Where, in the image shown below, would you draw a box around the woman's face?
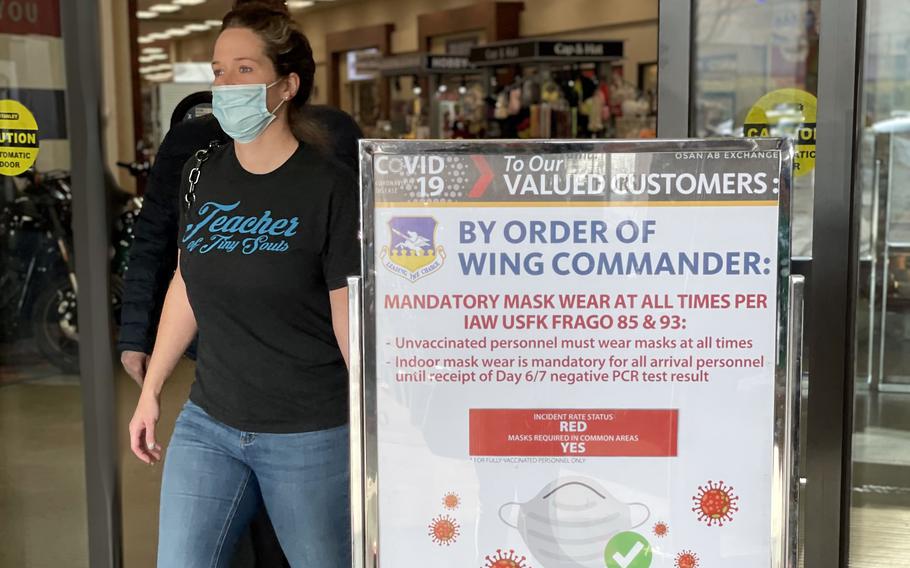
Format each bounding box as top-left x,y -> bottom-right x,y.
212,27 -> 296,113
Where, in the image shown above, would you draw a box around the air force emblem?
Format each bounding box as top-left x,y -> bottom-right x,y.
380,217 -> 445,282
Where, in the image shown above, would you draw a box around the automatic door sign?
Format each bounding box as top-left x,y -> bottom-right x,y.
744,88 -> 816,177
0,100 -> 39,176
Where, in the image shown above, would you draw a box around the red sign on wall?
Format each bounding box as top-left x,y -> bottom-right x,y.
0,0 -> 61,38
469,408 -> 679,457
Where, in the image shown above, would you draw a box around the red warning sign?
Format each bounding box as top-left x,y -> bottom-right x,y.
0,0 -> 61,37
469,408 -> 678,457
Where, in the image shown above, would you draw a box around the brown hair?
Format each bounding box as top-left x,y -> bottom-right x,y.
222,1 -> 328,150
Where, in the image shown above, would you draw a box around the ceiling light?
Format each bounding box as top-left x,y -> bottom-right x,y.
149,4 -> 181,13
137,10 -> 158,19
205,19 -> 222,27
145,72 -> 174,82
165,28 -> 191,37
142,46 -> 165,54
138,36 -> 154,44
184,23 -> 210,32
174,0 -> 206,5
139,53 -> 169,63
287,1 -> 315,8
148,32 -> 170,40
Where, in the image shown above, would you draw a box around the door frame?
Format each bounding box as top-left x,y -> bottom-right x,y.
61,1 -> 122,567
657,1 -> 866,566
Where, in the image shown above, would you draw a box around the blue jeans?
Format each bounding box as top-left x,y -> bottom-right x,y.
157,401 -> 350,568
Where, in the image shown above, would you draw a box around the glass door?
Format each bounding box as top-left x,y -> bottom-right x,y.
0,2 -> 88,566
850,0 -> 910,565
692,0 -> 820,258
669,0 -> 876,566
1,1 -> 117,566
688,2 -> 820,564
684,0 -> 910,565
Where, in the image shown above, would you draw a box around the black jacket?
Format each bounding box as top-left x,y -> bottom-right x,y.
117,107 -> 363,355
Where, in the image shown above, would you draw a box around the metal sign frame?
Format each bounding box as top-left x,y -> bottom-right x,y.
349,138 -> 801,568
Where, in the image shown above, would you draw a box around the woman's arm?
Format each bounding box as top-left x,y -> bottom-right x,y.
142,261 -> 197,396
128,258 -> 197,464
329,286 -> 349,369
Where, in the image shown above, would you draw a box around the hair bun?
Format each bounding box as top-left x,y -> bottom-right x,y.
232,0 -> 290,16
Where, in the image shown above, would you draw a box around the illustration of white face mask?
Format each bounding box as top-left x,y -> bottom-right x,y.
499,477 -> 650,568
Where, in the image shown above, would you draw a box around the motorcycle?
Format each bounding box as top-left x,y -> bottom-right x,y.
0,167 -> 141,374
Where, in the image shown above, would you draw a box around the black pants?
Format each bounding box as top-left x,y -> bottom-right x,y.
230,506 -> 291,568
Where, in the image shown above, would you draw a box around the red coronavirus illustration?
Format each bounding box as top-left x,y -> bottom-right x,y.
443,492 -> 461,510
483,549 -> 531,568
675,550 -> 700,568
652,521 -> 669,538
428,515 -> 460,546
692,480 -> 740,526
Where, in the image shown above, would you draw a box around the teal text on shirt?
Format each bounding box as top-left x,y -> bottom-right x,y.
184,201 -> 299,255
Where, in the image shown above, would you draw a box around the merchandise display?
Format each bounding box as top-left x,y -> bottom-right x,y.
378,54 -> 485,139
468,38 -> 657,140
368,40 -> 657,141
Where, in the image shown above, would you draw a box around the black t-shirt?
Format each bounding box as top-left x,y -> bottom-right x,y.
178,142 -> 359,433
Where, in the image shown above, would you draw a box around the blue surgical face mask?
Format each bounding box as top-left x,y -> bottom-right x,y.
212,79 -> 286,143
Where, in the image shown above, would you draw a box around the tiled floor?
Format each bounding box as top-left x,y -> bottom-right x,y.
0,373 -> 89,567
117,360 -> 194,568
0,359 -> 193,568
849,506 -> 910,567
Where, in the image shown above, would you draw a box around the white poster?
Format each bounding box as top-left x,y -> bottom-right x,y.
362,141 -> 791,568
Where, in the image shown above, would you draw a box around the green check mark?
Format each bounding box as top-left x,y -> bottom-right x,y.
604,531 -> 652,568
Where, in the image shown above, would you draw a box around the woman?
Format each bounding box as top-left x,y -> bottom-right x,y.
128,3 -> 358,567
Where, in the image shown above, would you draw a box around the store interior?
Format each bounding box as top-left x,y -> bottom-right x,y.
131,1 -> 658,146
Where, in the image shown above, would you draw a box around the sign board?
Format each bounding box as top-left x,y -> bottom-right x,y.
744,89 -> 817,177
377,53 -> 425,74
0,98 -> 39,176
536,41 -> 624,59
347,48 -> 381,82
446,37 -> 478,56
470,39 -> 624,65
0,0 -> 60,37
427,55 -> 473,72
377,54 -> 474,76
354,139 -> 798,568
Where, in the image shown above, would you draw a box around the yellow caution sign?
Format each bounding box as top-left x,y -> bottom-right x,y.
0,99 -> 40,177
744,88 -> 816,177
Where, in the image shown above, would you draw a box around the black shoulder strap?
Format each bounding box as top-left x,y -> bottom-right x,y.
183,140 -> 223,214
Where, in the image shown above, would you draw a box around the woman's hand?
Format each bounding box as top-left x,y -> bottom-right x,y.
129,391 -> 162,464
127,261 -> 197,465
